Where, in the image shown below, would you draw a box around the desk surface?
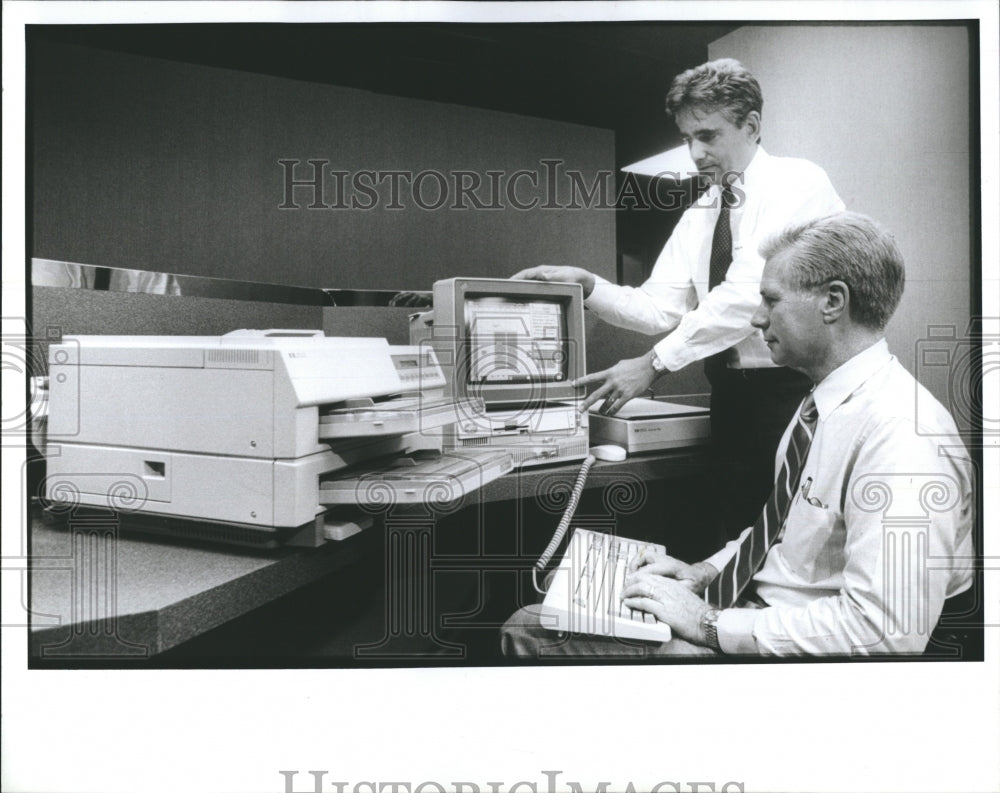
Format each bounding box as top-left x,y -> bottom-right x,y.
29,447 -> 708,661
480,447 -> 707,503
28,513 -> 370,659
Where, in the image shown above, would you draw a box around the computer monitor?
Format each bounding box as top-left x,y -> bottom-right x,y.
427,277 -> 586,407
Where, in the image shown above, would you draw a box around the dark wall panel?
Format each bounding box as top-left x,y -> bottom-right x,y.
31,41 -> 617,292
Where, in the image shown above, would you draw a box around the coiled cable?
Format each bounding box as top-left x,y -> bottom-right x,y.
532,454 -> 596,594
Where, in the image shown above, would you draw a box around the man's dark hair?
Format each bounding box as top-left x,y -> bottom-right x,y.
665,58 -> 763,129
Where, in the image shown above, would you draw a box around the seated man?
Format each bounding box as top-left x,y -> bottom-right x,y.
502,212 -> 975,657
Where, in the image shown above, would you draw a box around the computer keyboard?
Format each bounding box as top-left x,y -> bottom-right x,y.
540,527 -> 673,643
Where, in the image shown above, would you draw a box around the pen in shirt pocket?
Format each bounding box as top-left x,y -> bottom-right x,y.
801,477 -> 827,509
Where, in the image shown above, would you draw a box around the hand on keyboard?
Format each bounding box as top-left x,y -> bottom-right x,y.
628,552 -> 717,595
621,573 -> 713,645
540,529 -> 675,642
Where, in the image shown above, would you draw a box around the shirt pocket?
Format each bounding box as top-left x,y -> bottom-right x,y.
779,498 -> 845,582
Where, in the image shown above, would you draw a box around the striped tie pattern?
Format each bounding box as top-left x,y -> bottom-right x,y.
708,187 -> 736,290
706,393 -> 819,608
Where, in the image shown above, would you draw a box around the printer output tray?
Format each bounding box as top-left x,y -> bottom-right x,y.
319,396 -> 481,439
318,449 -> 512,506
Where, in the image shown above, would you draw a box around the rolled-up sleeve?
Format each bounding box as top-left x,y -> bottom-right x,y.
584,210 -> 699,336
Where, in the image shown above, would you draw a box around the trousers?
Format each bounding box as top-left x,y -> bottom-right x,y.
500,604 -> 717,659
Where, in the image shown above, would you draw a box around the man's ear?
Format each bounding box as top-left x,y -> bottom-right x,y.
821,280 -> 849,324
742,110 -> 762,142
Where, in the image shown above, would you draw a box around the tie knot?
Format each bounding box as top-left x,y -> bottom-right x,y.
799,393 -> 818,423
720,186 -> 737,209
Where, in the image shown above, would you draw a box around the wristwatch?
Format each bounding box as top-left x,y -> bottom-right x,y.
649,349 -> 668,374
701,607 -> 722,652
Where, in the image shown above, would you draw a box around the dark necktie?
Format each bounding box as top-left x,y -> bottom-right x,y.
708,187 -> 735,290
705,393 -> 819,608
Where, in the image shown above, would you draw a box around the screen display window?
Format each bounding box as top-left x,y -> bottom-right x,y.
464,296 -> 566,385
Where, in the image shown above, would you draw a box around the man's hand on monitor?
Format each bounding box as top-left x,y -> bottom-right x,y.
574,354 -> 657,415
510,266 -> 596,298
389,291 -> 433,308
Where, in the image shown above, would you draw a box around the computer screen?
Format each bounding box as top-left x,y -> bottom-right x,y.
427,277 -> 586,407
465,295 -> 566,384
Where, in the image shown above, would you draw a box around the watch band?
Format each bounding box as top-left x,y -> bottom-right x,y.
702,607 -> 722,652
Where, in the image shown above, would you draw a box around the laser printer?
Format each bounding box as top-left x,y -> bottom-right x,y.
43,330 -> 512,547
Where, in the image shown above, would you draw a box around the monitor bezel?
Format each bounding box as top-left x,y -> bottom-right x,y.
431,277 -> 586,408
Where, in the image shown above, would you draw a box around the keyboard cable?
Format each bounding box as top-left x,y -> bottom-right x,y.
532,454 -> 596,594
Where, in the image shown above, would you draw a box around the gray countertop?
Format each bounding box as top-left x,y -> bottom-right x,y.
28,447 -> 708,660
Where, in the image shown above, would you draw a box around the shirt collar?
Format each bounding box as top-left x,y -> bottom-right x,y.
811,338 -> 892,420
711,146 -> 768,201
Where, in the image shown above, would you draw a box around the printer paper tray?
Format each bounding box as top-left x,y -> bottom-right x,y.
318,396 -> 482,439
318,449 -> 513,506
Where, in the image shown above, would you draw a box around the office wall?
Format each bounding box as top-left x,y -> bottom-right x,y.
30,40 -> 616,291
709,25 -> 973,402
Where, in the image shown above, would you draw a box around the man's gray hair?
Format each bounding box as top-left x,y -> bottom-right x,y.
665,58 -> 763,129
760,212 -> 906,330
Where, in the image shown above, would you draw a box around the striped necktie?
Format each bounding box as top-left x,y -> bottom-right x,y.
708,187 -> 735,290
706,393 -> 819,608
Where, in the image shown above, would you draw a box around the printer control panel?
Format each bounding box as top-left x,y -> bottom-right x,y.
390,346 -> 447,391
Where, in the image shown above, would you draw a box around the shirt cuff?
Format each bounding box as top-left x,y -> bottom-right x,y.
717,608 -> 762,655
652,336 -> 685,372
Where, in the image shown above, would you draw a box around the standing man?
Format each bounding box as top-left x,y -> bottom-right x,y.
514,59 -> 844,539
503,212 -> 975,657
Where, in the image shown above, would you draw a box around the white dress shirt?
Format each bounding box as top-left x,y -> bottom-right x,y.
584,148 -> 844,371
706,340 -> 975,655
